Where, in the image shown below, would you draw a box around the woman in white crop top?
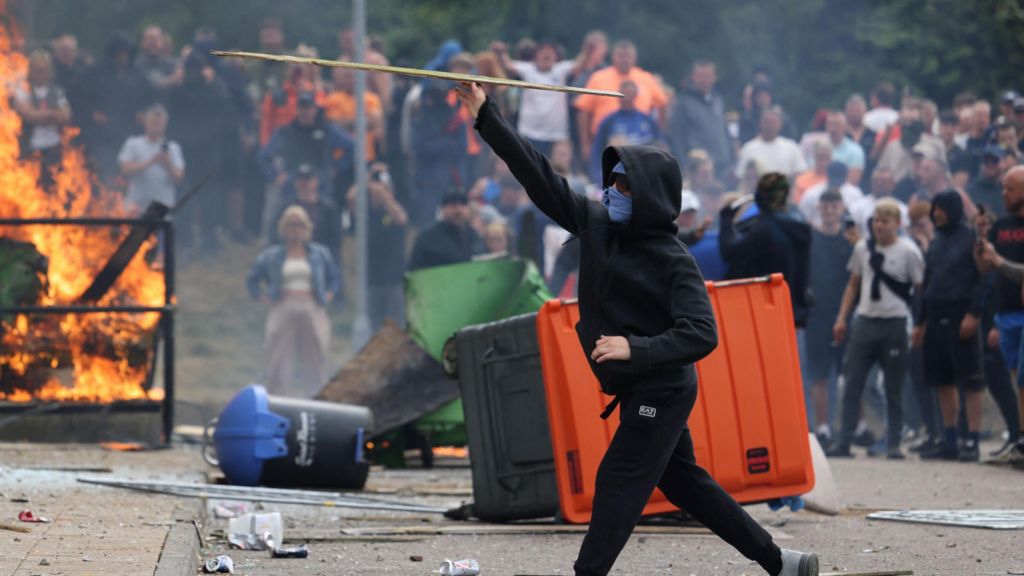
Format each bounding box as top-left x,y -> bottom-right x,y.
246,205 -> 340,398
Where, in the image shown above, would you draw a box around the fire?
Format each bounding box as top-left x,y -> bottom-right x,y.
0,2 -> 165,403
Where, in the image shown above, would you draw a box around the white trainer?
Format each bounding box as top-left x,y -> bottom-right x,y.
779,548 -> 819,576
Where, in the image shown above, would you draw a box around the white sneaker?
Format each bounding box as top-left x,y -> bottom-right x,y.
779,549 -> 819,576
986,444 -> 1024,466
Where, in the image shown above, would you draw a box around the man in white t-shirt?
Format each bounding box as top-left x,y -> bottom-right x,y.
495,41 -> 583,155
828,199 -> 924,460
117,104 -> 185,212
798,162 -> 864,227
734,106 -> 806,180
863,82 -> 900,134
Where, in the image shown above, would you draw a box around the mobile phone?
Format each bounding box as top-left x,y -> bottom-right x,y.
842,214 -> 856,231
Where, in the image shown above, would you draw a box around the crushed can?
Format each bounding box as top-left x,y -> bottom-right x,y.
271,543 -> 309,558
437,558 -> 480,576
203,555 -> 234,574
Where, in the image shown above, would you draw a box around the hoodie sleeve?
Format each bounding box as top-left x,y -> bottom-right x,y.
916,253 -> 931,326
474,98 -> 586,235
627,250 -> 719,369
718,214 -> 772,265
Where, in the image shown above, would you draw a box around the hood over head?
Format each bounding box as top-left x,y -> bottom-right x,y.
104,32 -> 136,64
930,189 -> 964,232
424,40 -> 463,72
601,145 -> 682,234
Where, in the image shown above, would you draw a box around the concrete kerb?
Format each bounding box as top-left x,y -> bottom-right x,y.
153,506 -> 204,576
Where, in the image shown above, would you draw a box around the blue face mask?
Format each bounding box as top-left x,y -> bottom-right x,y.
602,186 -> 633,223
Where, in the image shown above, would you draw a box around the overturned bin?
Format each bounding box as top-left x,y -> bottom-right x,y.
318,258 -> 552,467
206,385 -> 373,489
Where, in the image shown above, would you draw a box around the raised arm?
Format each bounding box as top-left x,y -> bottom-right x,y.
455,82 -> 587,235
717,205 -> 771,264
978,240 -> 1024,282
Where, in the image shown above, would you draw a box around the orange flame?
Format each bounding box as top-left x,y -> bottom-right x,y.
432,447 -> 469,459
0,2 -> 165,403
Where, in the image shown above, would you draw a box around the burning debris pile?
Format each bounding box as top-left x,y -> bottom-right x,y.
0,6 -> 165,403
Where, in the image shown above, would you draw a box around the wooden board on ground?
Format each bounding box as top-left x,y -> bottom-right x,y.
340,524 -> 713,536
316,320 -> 458,436
0,522 -> 31,533
866,509 -> 1024,530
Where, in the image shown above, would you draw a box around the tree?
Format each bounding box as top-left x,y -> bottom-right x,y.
26,0 -> 1024,129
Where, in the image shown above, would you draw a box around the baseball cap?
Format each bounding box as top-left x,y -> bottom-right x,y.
295,163 -> 316,179
1015,97 -> 1024,112
296,91 -> 317,107
1002,90 -> 1020,103
680,190 -> 701,213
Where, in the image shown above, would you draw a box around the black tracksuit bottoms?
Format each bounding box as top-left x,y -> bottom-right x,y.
574,383 -> 782,576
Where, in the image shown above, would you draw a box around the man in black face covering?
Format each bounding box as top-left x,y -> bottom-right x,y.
455,81 -> 819,576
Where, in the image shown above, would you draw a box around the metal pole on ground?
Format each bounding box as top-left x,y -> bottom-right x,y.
351,0 -> 371,350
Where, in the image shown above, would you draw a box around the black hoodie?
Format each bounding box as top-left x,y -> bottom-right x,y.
718,205 -> 812,326
919,190 -> 986,323
474,98 -> 718,395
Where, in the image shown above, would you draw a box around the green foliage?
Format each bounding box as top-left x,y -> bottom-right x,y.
25,0 -> 1024,129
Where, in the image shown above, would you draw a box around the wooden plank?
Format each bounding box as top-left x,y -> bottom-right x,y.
211,50 -> 623,98
0,522 -> 31,533
316,321 -> 459,436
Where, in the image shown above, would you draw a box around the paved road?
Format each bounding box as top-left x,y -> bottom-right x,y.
2,443 -> 1022,575
0,443 -> 203,576
206,446 -> 1024,576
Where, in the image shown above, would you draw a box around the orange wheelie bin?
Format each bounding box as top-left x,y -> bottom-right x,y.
537,274 -> 815,524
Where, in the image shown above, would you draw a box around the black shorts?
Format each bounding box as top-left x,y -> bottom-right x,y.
923,314 -> 984,391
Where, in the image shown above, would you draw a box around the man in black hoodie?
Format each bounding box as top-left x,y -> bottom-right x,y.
718,173 -> 813,327
915,191 -> 987,461
456,81 -> 818,576
81,32 -> 154,184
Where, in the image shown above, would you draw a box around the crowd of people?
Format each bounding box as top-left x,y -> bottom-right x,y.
16,21 -> 1024,466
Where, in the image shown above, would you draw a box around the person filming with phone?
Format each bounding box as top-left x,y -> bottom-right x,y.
117,103 -> 185,214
